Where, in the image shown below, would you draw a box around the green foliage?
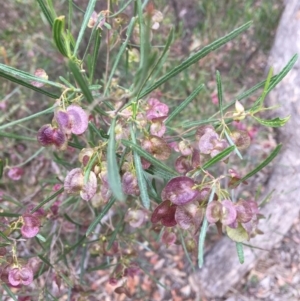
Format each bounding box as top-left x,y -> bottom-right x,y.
0,0 -> 295,299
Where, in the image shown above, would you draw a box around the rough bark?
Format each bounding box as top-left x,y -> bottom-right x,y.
193,0 -> 300,298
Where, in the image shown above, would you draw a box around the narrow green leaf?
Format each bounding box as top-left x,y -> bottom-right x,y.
0,159 -> 3,179
139,21 -> 252,99
68,60 -> 94,103
107,119 -> 125,201
55,235 -> 86,263
2,284 -> 17,301
107,220 -> 123,250
182,118 -> 220,129
198,186 -> 216,268
253,116 -> 290,127
0,231 -> 11,243
0,106 -> 55,131
73,0 -> 97,56
38,254 -> 54,268
131,125 -> 150,209
31,187 -> 64,213
104,16 -> 136,95
84,154 -> 97,184
202,145 -> 235,170
224,130 -> 243,160
139,28 -> 174,95
267,54 -> 298,93
179,230 -> 196,273
259,189 -> 275,208
53,16 -> 69,57
260,67 -> 273,107
121,139 -> 178,176
88,122 -> 109,139
63,214 -> 82,226
36,234 -> 47,242
68,141 -> 84,150
165,84 -> 205,125
37,0 -> 55,28
0,212 -> 21,218
0,63 -> 63,89
0,72 -> 59,99
234,144 -> 282,187
86,198 -> 116,236
87,262 -> 115,272
0,131 -> 36,141
216,70 -> 223,117
236,242 -> 245,264
89,28 -> 102,82
109,0 -> 133,17
146,165 -> 175,181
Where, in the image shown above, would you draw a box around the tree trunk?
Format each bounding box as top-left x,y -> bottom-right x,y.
193,0 -> 300,298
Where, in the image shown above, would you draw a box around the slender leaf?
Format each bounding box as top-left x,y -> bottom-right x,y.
259,189 -> 275,208
198,186 -> 216,268
259,67 -> 273,107
63,214 -> 82,226
0,71 -> 59,99
109,0 -> 133,17
107,220 -> 123,250
165,84 -> 205,125
84,154 -> 98,184
38,254 -> 54,268
86,198 -> 116,236
0,159 -> 3,179
36,0 -> 55,28
68,60 -> 94,103
89,28 -> 102,82
216,70 -> 223,117
0,63 -> 63,89
267,54 -> 298,93
182,118 -> 221,129
253,116 -> 290,127
179,230 -> 195,273
104,16 -> 136,95
0,106 -> 55,131
121,139 -> 178,176
202,145 -> 235,170
36,234 -> 47,242
87,262 -> 115,272
0,231 -> 11,243
2,284 -> 17,301
131,125 -> 150,209
73,0 -> 97,56
0,212 -> 21,218
88,122 -> 108,139
107,118 -> 125,201
139,28 -> 174,95
234,144 -> 282,187
139,21 -> 252,99
55,235 -> 86,263
146,165 -> 175,181
236,242 -> 244,264
31,187 -> 64,213
0,131 -> 36,141
224,130 -> 243,160
53,16 -> 69,57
